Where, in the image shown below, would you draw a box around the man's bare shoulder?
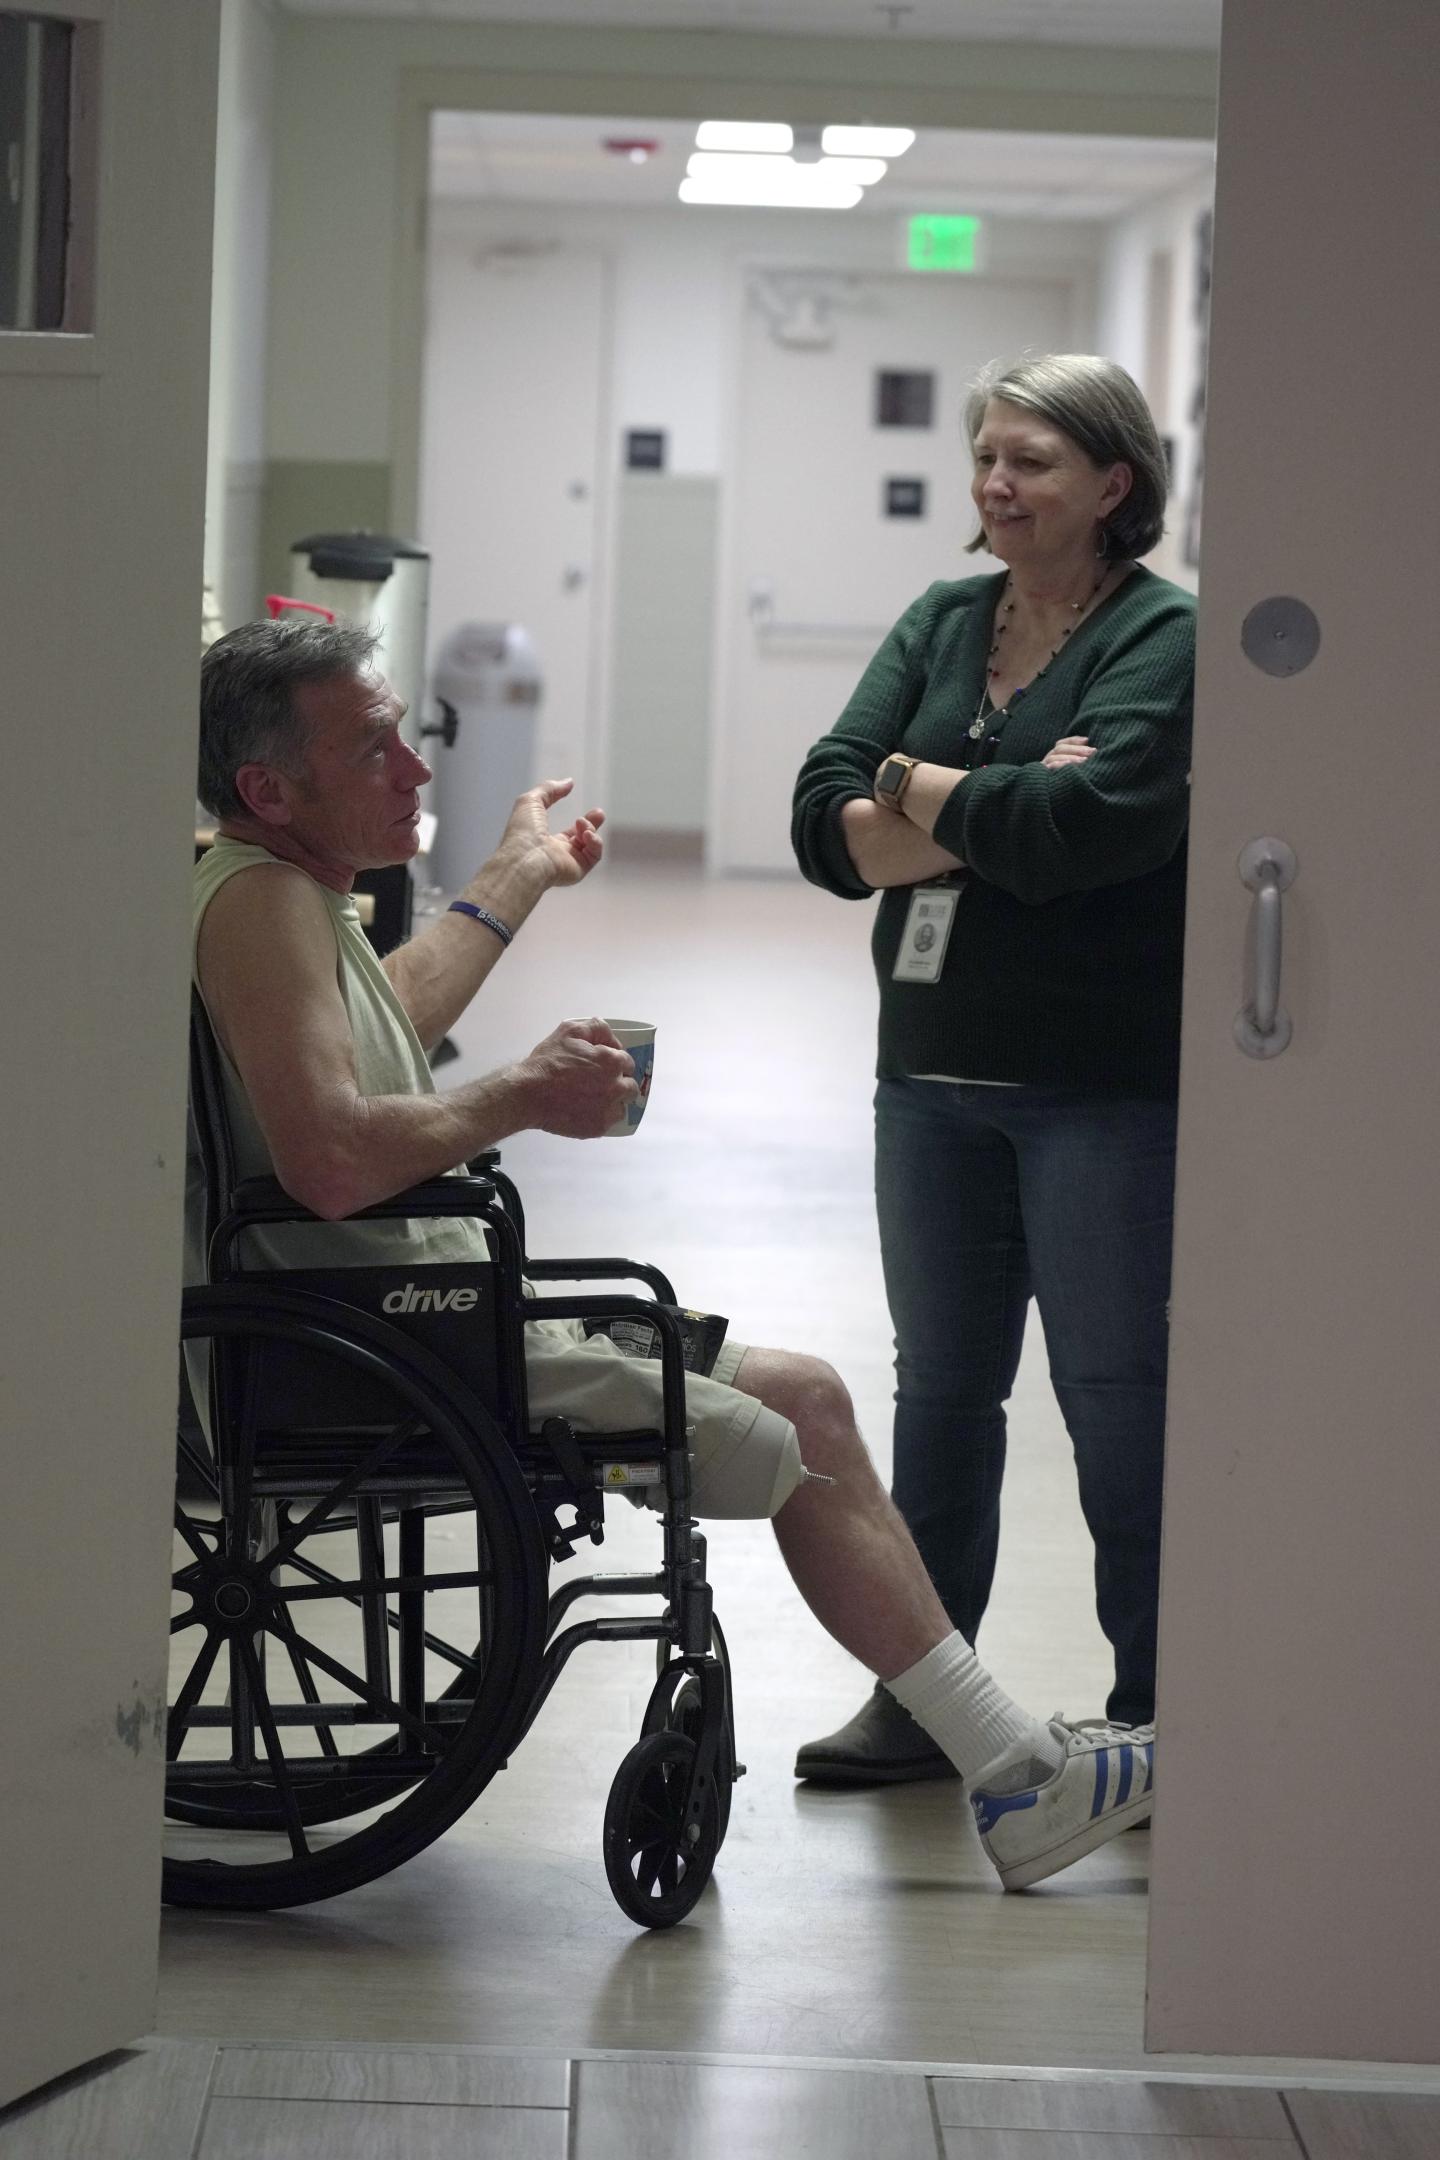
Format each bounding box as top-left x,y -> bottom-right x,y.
196,860 -> 345,1070
199,857 -> 336,961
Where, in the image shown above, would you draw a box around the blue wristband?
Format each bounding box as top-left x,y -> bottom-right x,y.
448,899 -> 513,947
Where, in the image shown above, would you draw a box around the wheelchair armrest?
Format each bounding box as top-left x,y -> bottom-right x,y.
351,1176 -> 498,1223
523,1256 -> 678,1305
210,1174 -> 499,1278
227,1175 -> 317,1219
522,1291 -> 690,1460
227,1173 -> 497,1222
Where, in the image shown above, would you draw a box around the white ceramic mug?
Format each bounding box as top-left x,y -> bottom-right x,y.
602,1019 -> 655,1138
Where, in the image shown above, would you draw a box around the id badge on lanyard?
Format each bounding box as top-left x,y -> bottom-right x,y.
892,877 -> 965,984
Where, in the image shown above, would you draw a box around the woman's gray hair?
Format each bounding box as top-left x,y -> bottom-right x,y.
962,353 -> 1168,558
197,617 -> 380,820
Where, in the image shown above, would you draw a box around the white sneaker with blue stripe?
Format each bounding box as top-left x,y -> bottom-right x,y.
970,1718 -> 1155,1890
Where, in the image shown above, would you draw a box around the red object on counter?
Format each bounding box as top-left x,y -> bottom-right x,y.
265,595 -> 336,623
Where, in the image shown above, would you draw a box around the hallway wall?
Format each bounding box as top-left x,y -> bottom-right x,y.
1093,164 -> 1215,591
206,0 -> 276,630
422,194 -> 1101,839
259,16 -> 1215,532
204,12 -> 1214,785
428,193 -> 1103,486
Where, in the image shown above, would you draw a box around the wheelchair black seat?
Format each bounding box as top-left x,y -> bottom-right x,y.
229,1260 -> 503,1436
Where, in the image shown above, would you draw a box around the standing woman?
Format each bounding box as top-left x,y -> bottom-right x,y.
791,354 -> 1194,1783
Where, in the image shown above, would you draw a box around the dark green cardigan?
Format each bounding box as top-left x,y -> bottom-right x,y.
791,566 -> 1196,1096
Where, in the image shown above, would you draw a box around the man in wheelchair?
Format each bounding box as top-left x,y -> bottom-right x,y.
188,616 -> 1154,1894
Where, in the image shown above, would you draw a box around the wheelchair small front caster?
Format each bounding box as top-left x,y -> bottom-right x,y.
642,1669 -> 734,1843
602,1731 -> 719,1928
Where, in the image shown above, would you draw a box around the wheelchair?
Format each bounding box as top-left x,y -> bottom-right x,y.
168,997 -> 740,1929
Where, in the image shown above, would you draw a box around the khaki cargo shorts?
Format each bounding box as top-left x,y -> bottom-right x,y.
524,1317 -> 805,1520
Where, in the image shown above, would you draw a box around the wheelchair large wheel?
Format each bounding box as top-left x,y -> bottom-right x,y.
603,1731 -> 720,1928
169,1452 -> 409,1832
167,1464 -> 450,1834
166,1287 -> 546,1908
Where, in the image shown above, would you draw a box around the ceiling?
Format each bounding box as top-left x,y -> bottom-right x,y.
283,0 -> 1223,54
430,112 -> 1214,220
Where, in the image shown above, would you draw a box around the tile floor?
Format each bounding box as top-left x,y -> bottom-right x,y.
7,2040 -> 1440,2159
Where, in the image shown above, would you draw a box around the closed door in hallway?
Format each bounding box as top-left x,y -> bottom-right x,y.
419,239 -> 609,836
713,267 -> 1071,871
1148,0 -> 1440,2063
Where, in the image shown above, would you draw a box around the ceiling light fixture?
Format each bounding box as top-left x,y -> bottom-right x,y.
680,177 -> 863,210
679,152 -> 885,211
695,121 -> 794,154
686,152 -> 887,190
822,125 -> 916,159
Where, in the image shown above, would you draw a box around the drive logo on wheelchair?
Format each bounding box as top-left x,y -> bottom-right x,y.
380,1280 -> 481,1315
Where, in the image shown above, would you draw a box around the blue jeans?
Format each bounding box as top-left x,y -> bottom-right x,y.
874,1077 -> 1178,1726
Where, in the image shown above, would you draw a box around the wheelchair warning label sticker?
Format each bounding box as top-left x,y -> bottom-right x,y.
601,1462 -> 662,1487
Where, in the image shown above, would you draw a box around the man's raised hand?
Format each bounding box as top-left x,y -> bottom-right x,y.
493,778 -> 606,891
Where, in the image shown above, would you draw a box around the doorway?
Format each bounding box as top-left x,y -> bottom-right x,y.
418,223 -> 611,833
165,98 -> 1233,2076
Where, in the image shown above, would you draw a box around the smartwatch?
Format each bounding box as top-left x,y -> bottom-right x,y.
874,753 -> 919,812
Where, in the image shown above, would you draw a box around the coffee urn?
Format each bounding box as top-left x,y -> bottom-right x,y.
286,531 -> 431,752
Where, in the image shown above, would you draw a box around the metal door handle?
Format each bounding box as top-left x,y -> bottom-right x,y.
1234,838 -> 1297,1058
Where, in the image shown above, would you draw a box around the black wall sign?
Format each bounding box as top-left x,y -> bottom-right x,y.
875,370 -> 935,428
885,477 -> 927,519
625,429 -> 667,471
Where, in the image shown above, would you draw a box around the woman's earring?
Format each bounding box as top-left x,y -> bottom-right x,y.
1095,523 -> 1110,559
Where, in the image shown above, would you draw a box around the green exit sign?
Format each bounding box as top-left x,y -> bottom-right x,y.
908,214 -> 981,272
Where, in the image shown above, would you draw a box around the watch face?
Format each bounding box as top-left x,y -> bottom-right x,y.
878,759 -> 904,796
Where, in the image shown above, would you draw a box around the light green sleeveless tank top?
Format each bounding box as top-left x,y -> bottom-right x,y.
185,837 -> 482,1281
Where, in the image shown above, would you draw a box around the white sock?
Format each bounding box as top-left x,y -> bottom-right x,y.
885,1632 -> 1063,1791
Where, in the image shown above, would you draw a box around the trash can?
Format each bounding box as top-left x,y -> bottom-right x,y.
426,621 -> 542,893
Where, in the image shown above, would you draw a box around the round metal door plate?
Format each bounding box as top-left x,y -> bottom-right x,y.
1241,596 -> 1321,677
1237,836 -> 1298,892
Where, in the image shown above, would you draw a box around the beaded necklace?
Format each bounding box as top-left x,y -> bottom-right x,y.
968,563 -> 1114,741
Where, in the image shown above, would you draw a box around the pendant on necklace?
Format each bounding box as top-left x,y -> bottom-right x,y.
967,717 -> 987,739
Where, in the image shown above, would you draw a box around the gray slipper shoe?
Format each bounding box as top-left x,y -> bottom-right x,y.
794,1681 -> 960,1784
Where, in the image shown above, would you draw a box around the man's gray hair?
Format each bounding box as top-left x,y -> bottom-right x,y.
963,353 -> 1169,559
197,617 -> 380,820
